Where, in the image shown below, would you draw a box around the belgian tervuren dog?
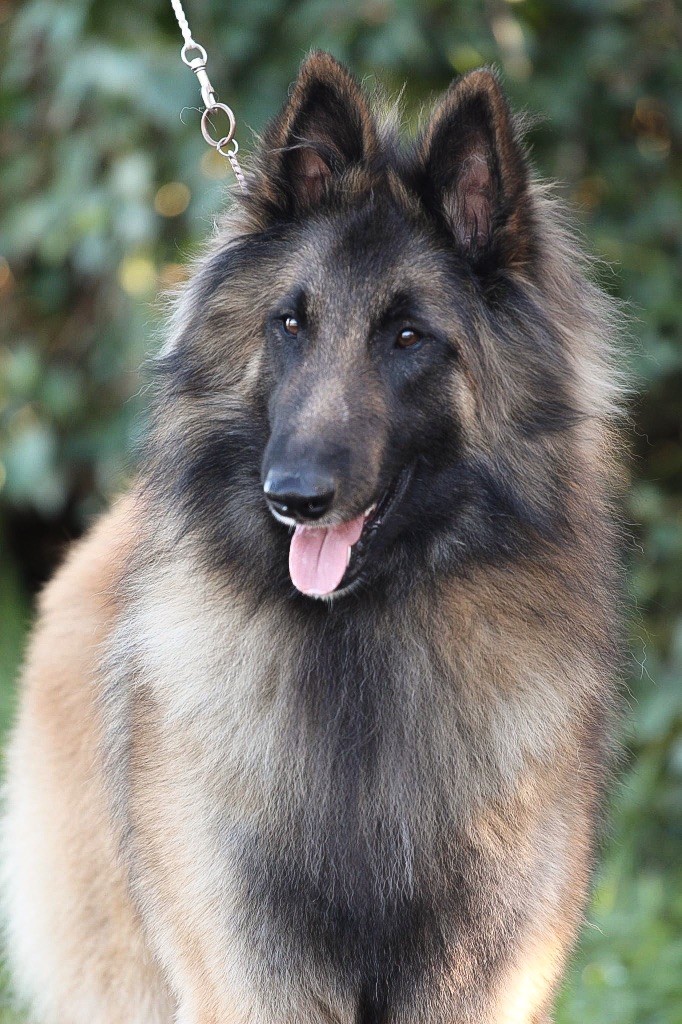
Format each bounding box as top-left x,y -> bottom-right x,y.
3,53 -> 623,1024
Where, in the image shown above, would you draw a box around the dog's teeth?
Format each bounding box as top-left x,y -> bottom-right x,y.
364,503 -> 376,517
346,546 -> 352,567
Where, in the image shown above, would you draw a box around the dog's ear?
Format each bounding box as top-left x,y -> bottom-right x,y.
418,70 -> 532,268
254,51 -> 377,216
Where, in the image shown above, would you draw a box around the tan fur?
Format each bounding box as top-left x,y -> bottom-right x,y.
2,495 -> 174,1023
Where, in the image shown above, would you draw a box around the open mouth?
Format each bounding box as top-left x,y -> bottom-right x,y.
287,465 -> 413,599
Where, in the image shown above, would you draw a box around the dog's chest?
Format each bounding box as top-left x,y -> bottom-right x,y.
217,644 -> 476,1013
123,580 -> 504,1012
230,729 -> 466,1017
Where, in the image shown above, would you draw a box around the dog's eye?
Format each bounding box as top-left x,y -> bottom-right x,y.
396,328 -> 422,350
283,316 -> 300,337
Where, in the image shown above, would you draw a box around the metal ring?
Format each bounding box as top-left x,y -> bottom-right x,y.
216,137 -> 239,158
201,103 -> 237,149
181,41 -> 207,67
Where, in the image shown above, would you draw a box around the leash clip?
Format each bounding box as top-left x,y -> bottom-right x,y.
182,43 -> 217,110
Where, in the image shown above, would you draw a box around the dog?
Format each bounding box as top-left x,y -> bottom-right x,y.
2,52 -> 623,1024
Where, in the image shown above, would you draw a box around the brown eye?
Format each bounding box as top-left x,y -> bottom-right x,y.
283,316 -> 300,337
396,328 -> 422,349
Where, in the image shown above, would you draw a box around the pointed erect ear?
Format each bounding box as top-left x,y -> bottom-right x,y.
256,52 -> 378,216
418,70 -> 533,268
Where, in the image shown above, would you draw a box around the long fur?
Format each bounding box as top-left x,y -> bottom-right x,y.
2,54 -> 624,1024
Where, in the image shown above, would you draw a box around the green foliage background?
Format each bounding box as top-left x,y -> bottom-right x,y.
0,0 -> 680,1020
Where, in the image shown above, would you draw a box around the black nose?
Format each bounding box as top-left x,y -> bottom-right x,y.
264,467 -> 336,522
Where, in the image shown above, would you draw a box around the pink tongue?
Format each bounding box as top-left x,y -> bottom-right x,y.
289,515 -> 365,597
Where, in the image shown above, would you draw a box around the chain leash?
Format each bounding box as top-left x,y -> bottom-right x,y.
169,0 -> 247,192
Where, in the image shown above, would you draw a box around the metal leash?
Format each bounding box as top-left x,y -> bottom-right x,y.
169,0 -> 247,191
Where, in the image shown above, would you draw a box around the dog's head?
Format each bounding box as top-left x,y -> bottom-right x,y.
151,53 -> 613,602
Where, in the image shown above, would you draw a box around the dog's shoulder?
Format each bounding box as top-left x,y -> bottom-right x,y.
24,489 -> 141,694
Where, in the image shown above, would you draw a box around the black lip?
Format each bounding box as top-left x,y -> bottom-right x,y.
337,463 -> 415,592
